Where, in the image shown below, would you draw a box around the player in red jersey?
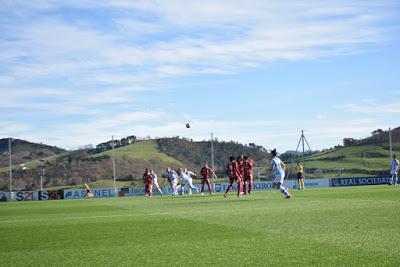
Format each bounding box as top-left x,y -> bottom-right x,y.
143,168 -> 153,197
224,156 -> 243,198
243,154 -> 254,194
237,155 -> 245,194
200,163 -> 214,195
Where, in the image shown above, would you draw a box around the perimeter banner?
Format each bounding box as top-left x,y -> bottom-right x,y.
213,179 -> 330,193
0,192 -> 10,202
331,177 -> 391,187
63,188 -> 117,199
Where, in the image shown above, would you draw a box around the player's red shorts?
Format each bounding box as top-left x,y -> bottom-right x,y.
243,175 -> 252,181
230,176 -> 241,182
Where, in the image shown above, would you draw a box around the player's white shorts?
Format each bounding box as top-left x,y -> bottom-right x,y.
273,172 -> 285,184
183,179 -> 193,187
391,170 -> 398,175
170,178 -> 178,187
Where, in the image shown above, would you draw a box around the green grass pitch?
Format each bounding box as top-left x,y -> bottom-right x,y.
1,186 -> 399,266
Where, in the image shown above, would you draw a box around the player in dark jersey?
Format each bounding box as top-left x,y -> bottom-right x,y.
237,155 -> 245,194
143,168 -> 153,197
200,163 -> 214,195
243,154 -> 254,194
224,156 -> 243,198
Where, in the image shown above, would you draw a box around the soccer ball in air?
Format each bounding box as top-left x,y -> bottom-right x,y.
186,123 -> 191,128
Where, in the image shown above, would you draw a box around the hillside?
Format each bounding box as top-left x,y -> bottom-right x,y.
157,138 -> 270,174
284,127 -> 400,178
1,127 -> 398,191
0,138 -> 66,168
0,138 -> 270,191
0,140 -> 185,190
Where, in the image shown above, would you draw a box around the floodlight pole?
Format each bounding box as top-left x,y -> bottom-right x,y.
39,168 -> 45,191
211,133 -> 215,171
389,128 -> 393,160
112,135 -> 117,197
301,130 -> 306,179
9,138 -> 12,197
211,132 -> 217,192
40,170 -> 43,191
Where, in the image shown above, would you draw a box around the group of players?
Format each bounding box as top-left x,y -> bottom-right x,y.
141,154 -> 256,198
223,153 -> 254,197
81,150 -> 398,199
83,151 -> 398,199
223,150 -> 291,199
141,151 -> 291,199
143,165 -> 214,197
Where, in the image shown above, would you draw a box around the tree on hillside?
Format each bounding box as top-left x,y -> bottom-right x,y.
371,129 -> 383,136
343,138 -> 358,146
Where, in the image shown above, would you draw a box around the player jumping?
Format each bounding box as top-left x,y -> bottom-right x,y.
389,154 -> 399,185
224,156 -> 243,198
271,149 -> 291,199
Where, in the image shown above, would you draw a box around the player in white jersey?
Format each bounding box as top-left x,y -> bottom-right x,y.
389,155 -> 399,185
165,167 -> 179,195
270,149 -> 291,199
178,168 -> 200,195
150,170 -> 163,196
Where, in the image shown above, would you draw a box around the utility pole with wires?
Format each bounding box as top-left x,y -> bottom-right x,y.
9,138 -> 12,196
112,135 -> 117,197
39,168 -> 46,191
210,132 -> 218,192
389,128 -> 393,160
286,130 -> 312,180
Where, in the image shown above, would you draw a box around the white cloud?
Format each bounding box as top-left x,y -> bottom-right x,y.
338,101 -> 400,114
0,1 -> 398,150
1,0 -> 395,84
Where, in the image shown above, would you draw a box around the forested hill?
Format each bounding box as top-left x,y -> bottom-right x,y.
0,138 -> 66,168
2,126 -> 398,191
284,127 -> 400,179
157,138 -> 270,174
343,127 -> 400,146
0,137 -> 270,191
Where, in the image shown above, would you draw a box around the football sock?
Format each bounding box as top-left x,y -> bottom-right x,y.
279,185 -> 289,196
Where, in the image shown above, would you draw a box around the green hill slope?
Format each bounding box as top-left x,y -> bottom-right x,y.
0,138 -> 65,168
284,128 -> 400,178
1,127 -> 398,190
0,140 -> 187,191
91,140 -> 182,165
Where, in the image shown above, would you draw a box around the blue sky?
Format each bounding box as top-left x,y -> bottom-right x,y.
0,0 -> 399,151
